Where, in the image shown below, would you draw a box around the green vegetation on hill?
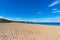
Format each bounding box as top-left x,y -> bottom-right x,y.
0,19 -> 12,23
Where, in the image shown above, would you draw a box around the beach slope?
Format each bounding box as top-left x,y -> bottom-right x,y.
0,23 -> 60,40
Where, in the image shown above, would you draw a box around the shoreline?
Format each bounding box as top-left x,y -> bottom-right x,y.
0,22 -> 60,26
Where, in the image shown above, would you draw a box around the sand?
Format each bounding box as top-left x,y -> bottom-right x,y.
0,23 -> 60,40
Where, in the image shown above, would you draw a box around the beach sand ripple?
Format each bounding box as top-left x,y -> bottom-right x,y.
0,23 -> 60,40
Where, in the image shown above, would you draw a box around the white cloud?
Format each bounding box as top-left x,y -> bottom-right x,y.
52,8 -> 60,13
36,12 -> 44,15
49,0 -> 60,7
52,10 -> 60,13
52,8 -> 58,11
37,12 -> 43,14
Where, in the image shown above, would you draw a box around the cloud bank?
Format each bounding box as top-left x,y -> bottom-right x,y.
32,17 -> 60,22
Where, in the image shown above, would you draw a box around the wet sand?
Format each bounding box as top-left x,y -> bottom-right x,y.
0,23 -> 60,40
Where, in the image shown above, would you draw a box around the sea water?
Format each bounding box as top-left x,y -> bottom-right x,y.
35,22 -> 60,26
21,22 -> 60,26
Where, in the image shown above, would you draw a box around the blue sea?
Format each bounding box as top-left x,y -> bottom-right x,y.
21,22 -> 60,26
35,23 -> 60,26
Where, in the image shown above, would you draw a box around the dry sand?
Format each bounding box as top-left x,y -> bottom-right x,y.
0,23 -> 60,40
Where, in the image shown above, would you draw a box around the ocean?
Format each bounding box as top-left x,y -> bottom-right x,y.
34,22 -> 60,26
21,22 -> 60,26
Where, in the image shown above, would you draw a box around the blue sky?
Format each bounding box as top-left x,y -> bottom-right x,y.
0,0 -> 60,22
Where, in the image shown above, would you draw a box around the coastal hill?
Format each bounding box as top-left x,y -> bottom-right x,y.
0,18 -> 26,23
0,18 -> 13,23
0,18 -> 34,23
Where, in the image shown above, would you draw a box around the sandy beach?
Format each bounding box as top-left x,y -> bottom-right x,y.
0,23 -> 60,40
